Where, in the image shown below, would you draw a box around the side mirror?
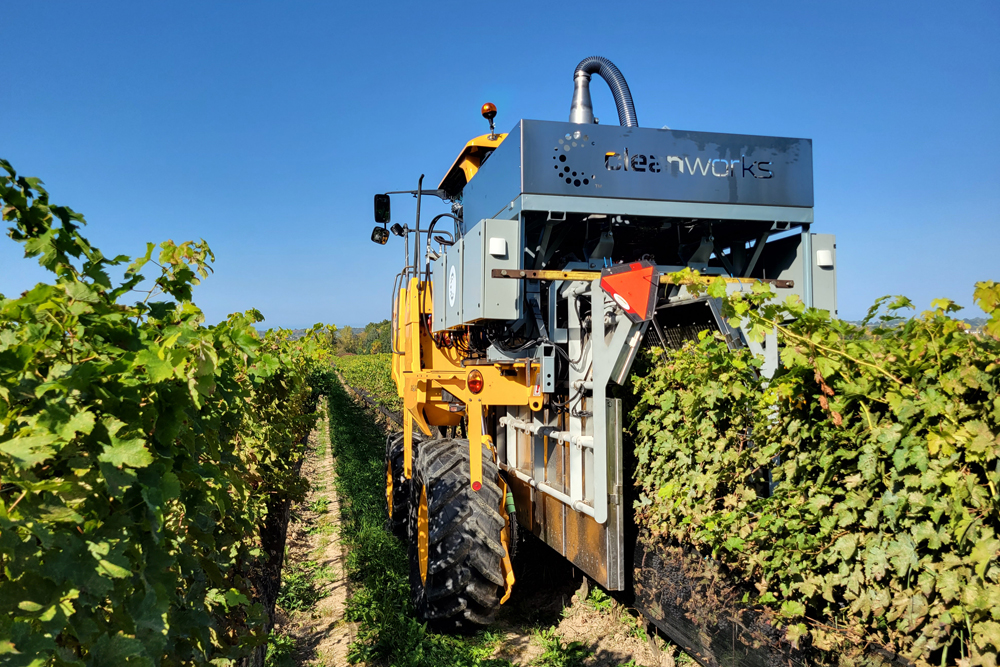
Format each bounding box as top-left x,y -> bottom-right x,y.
371,226 -> 389,245
374,194 -> 391,223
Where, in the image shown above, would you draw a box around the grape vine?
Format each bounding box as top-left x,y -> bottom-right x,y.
632,272 -> 1000,665
0,160 -> 331,665
332,353 -> 400,412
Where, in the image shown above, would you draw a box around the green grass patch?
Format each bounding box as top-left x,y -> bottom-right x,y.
306,520 -> 336,537
326,377 -> 512,666
277,559 -> 324,612
620,612 -> 648,642
531,628 -> 591,667
264,630 -> 296,667
309,496 -> 331,514
585,587 -> 613,614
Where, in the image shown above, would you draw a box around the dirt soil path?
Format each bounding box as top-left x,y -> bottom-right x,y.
274,403 -> 356,666
490,536 -> 676,667
272,386 -> 688,666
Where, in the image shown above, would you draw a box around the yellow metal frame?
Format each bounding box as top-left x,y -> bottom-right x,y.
417,484 -> 429,585
496,464 -> 516,604
389,129 -> 520,604
492,268 -> 794,287
438,133 -> 507,196
392,278 -> 541,487
386,465 -> 393,518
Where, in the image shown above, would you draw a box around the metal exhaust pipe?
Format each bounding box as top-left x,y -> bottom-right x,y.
568,56 -> 638,127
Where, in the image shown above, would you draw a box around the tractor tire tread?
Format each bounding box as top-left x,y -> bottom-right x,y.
408,438 -> 507,632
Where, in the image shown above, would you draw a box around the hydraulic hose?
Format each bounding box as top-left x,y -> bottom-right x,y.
568,56 -> 638,127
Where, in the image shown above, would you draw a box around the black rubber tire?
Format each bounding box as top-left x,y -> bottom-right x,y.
385,432 -> 412,539
407,438 -> 507,632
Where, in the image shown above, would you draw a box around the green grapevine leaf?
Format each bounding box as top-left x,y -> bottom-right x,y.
0,434 -> 58,468
98,435 -> 153,469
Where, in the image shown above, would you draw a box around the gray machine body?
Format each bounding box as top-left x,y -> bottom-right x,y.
432,119 -> 831,332
433,219 -> 523,329
426,119 -> 835,591
464,119 -> 813,226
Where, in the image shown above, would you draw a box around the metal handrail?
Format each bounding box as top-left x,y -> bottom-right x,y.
389,265 -> 416,355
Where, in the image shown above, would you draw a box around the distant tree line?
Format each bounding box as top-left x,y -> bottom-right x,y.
335,319 -> 391,355
259,321 -> 389,355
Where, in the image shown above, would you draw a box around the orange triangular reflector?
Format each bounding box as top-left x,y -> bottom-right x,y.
600,260 -> 659,323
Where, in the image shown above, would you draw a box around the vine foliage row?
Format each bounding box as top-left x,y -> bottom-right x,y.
0,160 -> 331,665
632,271 -> 1000,666
332,353 -> 401,412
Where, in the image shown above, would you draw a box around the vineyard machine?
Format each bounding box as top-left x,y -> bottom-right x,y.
371,57 -> 837,642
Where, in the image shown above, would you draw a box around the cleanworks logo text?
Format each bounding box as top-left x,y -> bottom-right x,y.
604,149 -> 772,179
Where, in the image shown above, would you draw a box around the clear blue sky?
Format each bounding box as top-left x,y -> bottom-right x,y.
2,1 -> 997,327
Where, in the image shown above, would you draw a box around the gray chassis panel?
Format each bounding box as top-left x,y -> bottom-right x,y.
464,119 -> 813,228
